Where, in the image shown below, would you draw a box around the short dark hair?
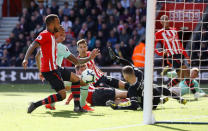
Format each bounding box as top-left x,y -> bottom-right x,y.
45,14 -> 58,26
122,66 -> 134,75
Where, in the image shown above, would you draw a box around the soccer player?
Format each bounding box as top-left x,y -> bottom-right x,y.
155,15 -> 190,88
68,39 -> 130,109
169,68 -> 208,100
76,39 -> 130,88
66,64 -> 128,106
108,47 -> 186,110
22,14 -> 98,113
35,25 -> 99,112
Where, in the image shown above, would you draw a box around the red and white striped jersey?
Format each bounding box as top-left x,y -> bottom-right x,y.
80,51 -> 104,83
35,30 -> 57,72
154,27 -> 189,58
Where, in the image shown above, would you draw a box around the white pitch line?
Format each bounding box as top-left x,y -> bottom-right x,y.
84,115 -> 208,131
84,124 -> 145,131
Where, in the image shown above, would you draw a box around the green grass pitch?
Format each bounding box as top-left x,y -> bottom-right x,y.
0,84 -> 208,131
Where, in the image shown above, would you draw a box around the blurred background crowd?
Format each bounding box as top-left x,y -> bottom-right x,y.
0,0 -> 207,68
0,0 -> 147,67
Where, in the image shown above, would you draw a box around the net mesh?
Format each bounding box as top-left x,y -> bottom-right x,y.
153,0 -> 208,123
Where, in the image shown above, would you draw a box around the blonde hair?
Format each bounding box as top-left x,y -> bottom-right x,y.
77,39 -> 87,46
191,67 -> 199,73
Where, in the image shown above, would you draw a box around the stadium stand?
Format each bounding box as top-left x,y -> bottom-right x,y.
0,0 -> 147,67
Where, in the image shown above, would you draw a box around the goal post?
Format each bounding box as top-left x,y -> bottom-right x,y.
144,0 -> 208,125
143,0 -> 157,125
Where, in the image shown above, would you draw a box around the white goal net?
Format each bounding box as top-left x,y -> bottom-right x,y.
144,0 -> 208,124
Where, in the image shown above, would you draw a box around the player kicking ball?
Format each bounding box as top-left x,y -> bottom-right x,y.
107,47 -> 187,110
44,64 -> 128,110
23,14 -> 99,113
35,26 -> 99,112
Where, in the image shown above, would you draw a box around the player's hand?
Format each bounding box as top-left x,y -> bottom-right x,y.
90,48 -> 100,59
22,59 -> 28,70
39,72 -> 45,82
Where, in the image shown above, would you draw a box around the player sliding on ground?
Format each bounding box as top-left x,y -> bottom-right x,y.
65,64 -> 128,106
168,67 -> 208,100
107,47 -> 187,110
155,15 -> 191,88
23,14 -> 99,113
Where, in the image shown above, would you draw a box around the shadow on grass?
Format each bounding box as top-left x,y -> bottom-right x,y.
44,110 -> 84,118
153,124 -> 189,131
2,94 -> 26,96
36,110 -> 106,118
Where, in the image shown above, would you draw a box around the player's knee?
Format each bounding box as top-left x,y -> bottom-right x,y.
80,79 -> 88,86
60,93 -> 66,99
58,90 -> 66,100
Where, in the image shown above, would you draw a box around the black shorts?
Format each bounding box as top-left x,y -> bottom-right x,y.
166,54 -> 185,69
94,75 -> 119,88
58,67 -> 71,81
42,70 -> 65,92
92,88 -> 115,106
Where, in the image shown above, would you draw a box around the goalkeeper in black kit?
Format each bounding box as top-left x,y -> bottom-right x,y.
107,48 -> 187,110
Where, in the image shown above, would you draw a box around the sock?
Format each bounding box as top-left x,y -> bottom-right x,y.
80,85 -> 89,107
35,93 -> 63,107
184,79 -> 196,94
71,82 -> 81,107
167,78 -> 180,88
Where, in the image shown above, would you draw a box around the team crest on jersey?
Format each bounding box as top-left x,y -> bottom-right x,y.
37,35 -> 42,40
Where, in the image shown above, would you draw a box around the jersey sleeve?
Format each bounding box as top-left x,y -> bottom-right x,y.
35,33 -> 48,45
58,44 -> 71,58
154,31 -> 164,56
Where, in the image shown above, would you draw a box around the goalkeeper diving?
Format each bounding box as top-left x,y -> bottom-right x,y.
107,47 -> 187,110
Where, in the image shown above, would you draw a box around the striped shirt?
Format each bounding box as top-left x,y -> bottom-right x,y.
154,27 -> 189,58
79,51 -> 104,83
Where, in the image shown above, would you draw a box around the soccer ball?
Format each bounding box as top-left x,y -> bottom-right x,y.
81,69 -> 96,84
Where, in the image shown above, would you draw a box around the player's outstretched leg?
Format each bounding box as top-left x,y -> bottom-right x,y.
27,91 -> 65,113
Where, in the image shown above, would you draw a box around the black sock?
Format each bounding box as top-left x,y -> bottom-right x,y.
35,93 -> 63,107
167,78 -> 180,88
71,82 -> 81,107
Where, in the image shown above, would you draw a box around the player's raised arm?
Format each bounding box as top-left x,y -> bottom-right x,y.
22,41 -> 40,69
66,48 -> 100,65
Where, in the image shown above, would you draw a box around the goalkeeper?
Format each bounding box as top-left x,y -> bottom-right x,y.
108,48 -> 186,110
168,68 -> 208,100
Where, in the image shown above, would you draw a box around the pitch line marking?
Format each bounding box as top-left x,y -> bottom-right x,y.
84,115 -> 208,131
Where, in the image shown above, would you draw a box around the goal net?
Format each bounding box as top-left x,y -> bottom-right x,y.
144,0 -> 208,124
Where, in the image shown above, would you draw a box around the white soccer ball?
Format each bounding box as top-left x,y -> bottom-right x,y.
81,69 -> 96,84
